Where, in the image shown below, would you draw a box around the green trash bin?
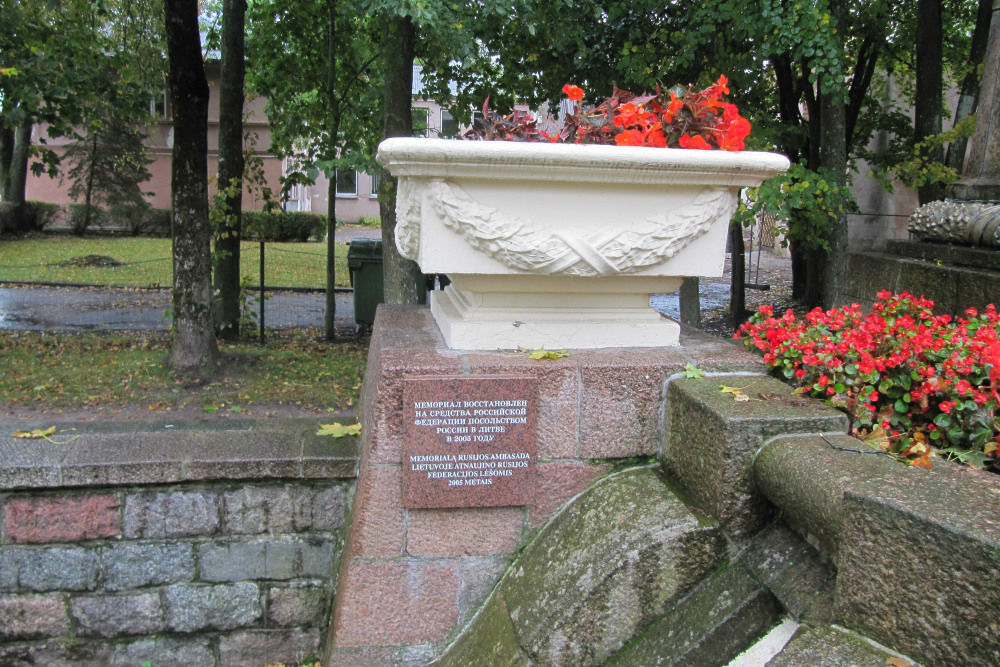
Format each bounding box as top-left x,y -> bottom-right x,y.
348,238 -> 385,328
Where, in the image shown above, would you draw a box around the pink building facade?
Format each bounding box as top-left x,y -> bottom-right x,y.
26,61 -> 282,214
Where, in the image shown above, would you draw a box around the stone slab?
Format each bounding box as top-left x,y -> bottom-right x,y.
604,554 -> 781,667
886,239 -> 1000,272
0,418 -> 360,491
755,433 -> 1000,667
502,467 -> 725,667
402,376 -> 537,508
753,434 -> 900,561
836,462 -> 1000,667
664,375 -> 848,539
764,625 -> 899,667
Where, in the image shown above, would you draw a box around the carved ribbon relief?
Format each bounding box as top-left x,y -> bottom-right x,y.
395,178 -> 736,276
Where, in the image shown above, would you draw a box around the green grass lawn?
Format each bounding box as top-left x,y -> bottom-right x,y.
0,236 -> 350,288
0,329 -> 367,415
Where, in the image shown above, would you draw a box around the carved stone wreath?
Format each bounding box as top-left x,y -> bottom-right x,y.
396,179 -> 736,277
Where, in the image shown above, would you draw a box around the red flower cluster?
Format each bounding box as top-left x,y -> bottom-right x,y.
467,76 -> 752,151
736,292 -> 1000,468
555,75 -> 752,151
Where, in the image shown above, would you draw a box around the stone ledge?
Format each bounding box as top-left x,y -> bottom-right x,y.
754,434 -> 1000,667
663,375 -> 848,540
844,249 -> 1000,316
0,419 -> 359,490
886,239 -> 1000,272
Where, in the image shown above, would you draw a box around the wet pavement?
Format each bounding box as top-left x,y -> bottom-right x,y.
0,286 -> 357,332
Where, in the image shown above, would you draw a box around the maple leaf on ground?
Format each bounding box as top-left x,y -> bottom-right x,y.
683,363 -> 705,379
12,426 -> 58,439
316,422 -> 362,438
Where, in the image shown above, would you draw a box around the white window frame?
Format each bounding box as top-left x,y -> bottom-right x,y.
335,169 -> 358,198
440,109 -> 459,138
411,107 -> 429,137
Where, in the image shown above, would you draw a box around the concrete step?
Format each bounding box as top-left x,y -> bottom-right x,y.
763,625 -> 916,667
604,553 -> 782,667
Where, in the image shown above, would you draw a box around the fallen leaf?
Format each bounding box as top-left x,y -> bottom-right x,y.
861,426 -> 891,451
12,426 -> 57,439
316,422 -> 362,438
522,346 -> 568,361
683,363 -> 705,379
11,425 -> 79,444
720,385 -> 750,402
887,656 -> 913,667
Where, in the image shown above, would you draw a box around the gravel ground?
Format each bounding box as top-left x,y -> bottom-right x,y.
694,247 -> 794,337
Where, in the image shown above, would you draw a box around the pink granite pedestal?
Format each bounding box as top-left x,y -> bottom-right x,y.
325,305 -> 764,667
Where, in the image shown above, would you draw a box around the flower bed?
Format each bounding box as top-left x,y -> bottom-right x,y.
736,291 -> 1000,469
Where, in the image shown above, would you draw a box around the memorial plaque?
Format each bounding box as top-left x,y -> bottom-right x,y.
402,376 -> 538,509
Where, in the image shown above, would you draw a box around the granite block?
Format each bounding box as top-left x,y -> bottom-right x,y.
71,592 -> 163,637
3,493 -> 120,543
0,594 -> 70,640
112,637 -> 215,667
218,629 -> 321,667
164,582 -> 261,632
406,507 -> 524,556
103,542 -> 195,591
123,489 -> 219,539
332,559 -> 460,648
665,376 -> 848,539
349,465 -> 404,558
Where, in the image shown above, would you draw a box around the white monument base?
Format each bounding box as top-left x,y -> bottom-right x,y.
430,274 -> 683,349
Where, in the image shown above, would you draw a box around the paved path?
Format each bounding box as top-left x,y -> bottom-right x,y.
0,286 -> 357,332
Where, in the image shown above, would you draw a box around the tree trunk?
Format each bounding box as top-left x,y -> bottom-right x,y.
380,15 -> 423,305
729,219 -> 746,327
5,120 -> 31,206
325,0 -> 340,340
165,0 -> 217,372
945,0 -> 994,174
83,134 -> 98,233
790,238 -> 807,301
0,124 -> 12,201
820,0 -> 849,309
916,0 -> 945,203
215,0 -> 247,340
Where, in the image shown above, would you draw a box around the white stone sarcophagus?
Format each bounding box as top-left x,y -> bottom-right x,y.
376,137 -> 789,349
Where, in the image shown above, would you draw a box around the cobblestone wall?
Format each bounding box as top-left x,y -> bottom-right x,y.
0,421 -> 358,667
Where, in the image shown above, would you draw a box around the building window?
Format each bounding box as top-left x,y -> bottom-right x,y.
412,108 -> 429,137
335,169 -> 357,197
149,90 -> 167,119
369,173 -> 380,198
440,109 -> 459,138
471,110 -> 486,132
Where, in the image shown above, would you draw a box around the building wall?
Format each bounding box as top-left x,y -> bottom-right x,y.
25,61 -> 282,214
293,100 -> 461,222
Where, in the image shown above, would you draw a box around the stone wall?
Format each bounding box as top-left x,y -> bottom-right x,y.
0,420 -> 358,667
844,240 -> 1000,315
